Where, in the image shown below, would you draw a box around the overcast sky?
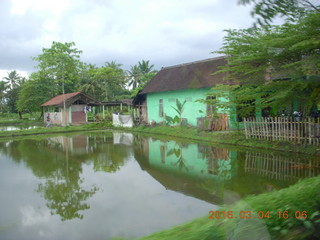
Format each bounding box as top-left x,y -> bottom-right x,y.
0,0 -> 255,79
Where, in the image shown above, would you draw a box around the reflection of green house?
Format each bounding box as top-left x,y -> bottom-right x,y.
134,137 -> 239,205
134,56 -> 261,129
146,138 -> 237,181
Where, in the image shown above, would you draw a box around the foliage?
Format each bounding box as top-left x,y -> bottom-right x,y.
79,62 -> 127,101
17,72 -> 52,114
1,70 -> 26,116
33,41 -> 82,96
172,99 -> 187,126
214,11 -> 320,116
238,0 -> 319,26
2,70 -> 22,89
127,60 -> 157,90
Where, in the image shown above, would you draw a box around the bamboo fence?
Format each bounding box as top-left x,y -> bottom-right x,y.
245,151 -> 320,181
243,117 -> 320,145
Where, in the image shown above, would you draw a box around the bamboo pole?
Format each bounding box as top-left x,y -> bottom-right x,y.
244,118 -> 248,139
308,118 -> 312,145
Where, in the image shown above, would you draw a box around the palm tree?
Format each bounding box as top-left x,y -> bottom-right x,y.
127,65 -> 142,90
138,60 -> 155,75
3,70 -> 21,89
105,61 -> 122,70
127,60 -> 156,90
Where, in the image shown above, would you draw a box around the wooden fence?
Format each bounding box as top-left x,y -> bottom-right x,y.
245,151 -> 320,181
197,114 -> 229,131
244,117 -> 320,145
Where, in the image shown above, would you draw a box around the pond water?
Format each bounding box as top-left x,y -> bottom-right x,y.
0,131 -> 319,240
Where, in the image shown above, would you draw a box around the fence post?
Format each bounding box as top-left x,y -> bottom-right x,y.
308,117 -> 312,145
244,118 -> 248,139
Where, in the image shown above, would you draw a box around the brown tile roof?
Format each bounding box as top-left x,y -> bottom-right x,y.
140,56 -> 234,94
41,92 -> 99,107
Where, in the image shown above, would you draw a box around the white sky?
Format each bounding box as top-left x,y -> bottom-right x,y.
0,0 -> 256,80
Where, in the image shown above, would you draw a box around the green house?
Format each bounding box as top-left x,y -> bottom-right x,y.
134,56 -> 261,129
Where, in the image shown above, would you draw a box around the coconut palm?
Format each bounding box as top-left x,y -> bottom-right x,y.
127,60 -> 156,90
138,60 -> 155,75
3,70 -> 21,89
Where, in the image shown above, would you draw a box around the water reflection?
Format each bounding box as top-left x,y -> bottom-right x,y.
0,132 -> 319,240
134,136 -> 320,205
0,132 -> 132,221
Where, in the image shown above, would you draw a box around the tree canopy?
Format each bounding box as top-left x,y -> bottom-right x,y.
238,0 -> 319,25
210,10 -> 320,117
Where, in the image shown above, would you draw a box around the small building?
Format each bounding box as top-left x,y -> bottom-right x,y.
41,92 -> 100,125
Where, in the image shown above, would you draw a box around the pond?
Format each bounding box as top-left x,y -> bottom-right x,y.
0,131 -> 319,239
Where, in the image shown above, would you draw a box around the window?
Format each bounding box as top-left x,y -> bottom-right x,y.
206,96 -> 216,116
159,99 -> 163,117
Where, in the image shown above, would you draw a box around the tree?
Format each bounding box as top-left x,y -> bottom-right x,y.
212,11 -> 320,117
17,72 -> 52,116
33,41 -> 82,97
0,81 -> 8,112
238,0 -> 319,25
127,60 -> 157,90
3,70 -> 21,89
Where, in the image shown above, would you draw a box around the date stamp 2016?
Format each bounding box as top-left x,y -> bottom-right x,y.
208,210 -> 308,220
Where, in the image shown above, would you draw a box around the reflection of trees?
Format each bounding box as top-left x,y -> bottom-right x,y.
92,141 -> 131,173
37,177 -> 98,221
0,134 -> 130,221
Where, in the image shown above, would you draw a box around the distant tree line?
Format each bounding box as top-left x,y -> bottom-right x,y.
0,41 -> 157,118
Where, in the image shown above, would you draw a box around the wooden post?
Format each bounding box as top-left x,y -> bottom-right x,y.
244,118 -> 248,139
309,117 -> 312,145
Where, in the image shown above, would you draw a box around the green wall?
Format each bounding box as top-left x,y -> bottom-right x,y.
146,88 -> 264,129
147,88 -> 233,127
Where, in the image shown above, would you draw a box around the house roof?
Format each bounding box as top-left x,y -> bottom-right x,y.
140,56 -> 234,94
41,92 -> 100,107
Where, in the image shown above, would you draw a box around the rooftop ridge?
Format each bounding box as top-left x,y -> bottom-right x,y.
161,55 -> 227,70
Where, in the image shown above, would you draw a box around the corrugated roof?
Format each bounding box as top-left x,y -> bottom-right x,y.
41,92 -> 99,107
140,56 -> 233,94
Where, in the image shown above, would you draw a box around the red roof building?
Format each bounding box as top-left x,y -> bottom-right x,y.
41,92 -> 100,126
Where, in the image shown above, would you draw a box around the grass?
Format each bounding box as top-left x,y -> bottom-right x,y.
0,120 -> 318,155
140,175 -> 320,240
126,125 -> 320,155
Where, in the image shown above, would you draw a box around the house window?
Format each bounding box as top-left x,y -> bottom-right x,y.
206,96 -> 216,116
159,99 -> 163,117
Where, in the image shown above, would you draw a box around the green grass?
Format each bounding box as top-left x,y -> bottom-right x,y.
140,175 -> 320,240
126,125 -> 320,155
0,120 -> 318,155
